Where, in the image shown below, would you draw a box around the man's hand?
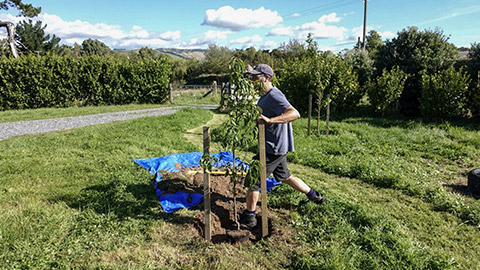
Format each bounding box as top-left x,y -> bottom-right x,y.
258,114 -> 271,124
258,106 -> 300,125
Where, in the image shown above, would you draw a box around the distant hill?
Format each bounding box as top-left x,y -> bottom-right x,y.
113,48 -> 207,60
155,48 -> 206,60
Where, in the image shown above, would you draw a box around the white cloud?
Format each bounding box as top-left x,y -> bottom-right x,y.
182,30 -> 231,48
379,31 -> 395,39
229,34 -> 263,48
318,13 -> 341,24
319,44 -> 338,52
351,25 -> 396,41
261,40 -> 279,50
158,31 -> 182,41
0,12 -> 183,49
229,34 -> 263,44
202,6 -> 283,31
267,26 -> 293,36
293,13 -> 348,40
268,13 -> 348,41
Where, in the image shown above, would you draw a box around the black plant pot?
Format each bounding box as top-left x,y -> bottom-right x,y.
468,168 -> 480,194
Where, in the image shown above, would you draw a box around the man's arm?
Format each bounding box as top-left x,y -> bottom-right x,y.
259,106 -> 300,124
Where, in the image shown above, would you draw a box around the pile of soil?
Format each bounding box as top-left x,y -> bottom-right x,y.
157,165 -> 278,244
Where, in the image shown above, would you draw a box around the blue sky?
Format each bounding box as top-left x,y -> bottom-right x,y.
1,0 -> 479,52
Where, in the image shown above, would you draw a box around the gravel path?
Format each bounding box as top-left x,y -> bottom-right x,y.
0,105 -> 218,140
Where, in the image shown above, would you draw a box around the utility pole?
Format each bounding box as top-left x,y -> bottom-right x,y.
362,0 -> 368,50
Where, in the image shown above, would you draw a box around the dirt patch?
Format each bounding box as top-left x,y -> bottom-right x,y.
158,166 -> 287,244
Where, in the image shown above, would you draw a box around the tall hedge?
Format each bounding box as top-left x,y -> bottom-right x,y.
0,54 -> 172,110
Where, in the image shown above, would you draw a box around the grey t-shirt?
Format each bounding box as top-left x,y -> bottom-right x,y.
257,87 -> 295,155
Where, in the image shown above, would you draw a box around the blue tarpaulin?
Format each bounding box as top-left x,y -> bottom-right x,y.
133,151 -> 281,213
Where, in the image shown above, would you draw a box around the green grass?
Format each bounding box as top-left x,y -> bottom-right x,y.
1,107 -> 479,269
290,116 -> 480,226
171,89 -> 221,106
0,91 -> 219,123
0,103 -> 174,123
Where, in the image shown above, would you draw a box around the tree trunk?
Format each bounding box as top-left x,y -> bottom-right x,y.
317,91 -> 324,135
0,21 -> 19,58
308,94 -> 312,136
326,100 -> 331,135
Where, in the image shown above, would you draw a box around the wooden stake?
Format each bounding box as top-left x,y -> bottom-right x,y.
169,84 -> 173,104
308,94 -> 312,136
326,101 -> 331,135
203,126 -> 211,242
258,120 -> 268,238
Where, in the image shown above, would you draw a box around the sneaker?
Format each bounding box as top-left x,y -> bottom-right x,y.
239,211 -> 257,229
306,191 -> 325,205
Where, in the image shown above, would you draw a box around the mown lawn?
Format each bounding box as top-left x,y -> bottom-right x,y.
0,90 -> 219,123
1,107 -> 479,269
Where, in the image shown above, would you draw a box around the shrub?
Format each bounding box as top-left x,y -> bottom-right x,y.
368,66 -> 407,114
420,67 -> 471,119
467,43 -> 480,117
375,27 -> 458,116
468,72 -> 480,117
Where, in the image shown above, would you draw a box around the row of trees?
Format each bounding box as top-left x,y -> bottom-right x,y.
276,28 -> 479,120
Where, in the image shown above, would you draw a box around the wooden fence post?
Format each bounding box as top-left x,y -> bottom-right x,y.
213,81 -> 217,96
308,94 -> 312,136
169,83 -> 173,104
326,101 -> 331,135
203,126 -> 211,242
258,120 -> 268,238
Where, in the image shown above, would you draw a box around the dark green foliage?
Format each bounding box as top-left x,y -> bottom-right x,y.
420,67 -> 471,119
368,66 -> 407,114
15,19 -> 60,55
343,48 -> 375,90
328,55 -> 360,110
81,39 -> 111,56
467,43 -> 480,77
279,50 -> 359,114
137,47 -> 157,60
233,46 -> 274,68
0,0 -> 40,17
0,55 -> 172,110
278,56 -> 318,114
201,44 -> 233,75
375,27 -> 458,116
467,43 -> 480,116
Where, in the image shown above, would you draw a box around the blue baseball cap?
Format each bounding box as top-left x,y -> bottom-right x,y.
246,64 -> 274,77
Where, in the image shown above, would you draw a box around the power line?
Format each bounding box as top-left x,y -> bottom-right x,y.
284,0 -> 358,22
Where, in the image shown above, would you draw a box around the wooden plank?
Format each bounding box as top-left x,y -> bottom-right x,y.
258,120 -> 268,238
203,126 -> 211,242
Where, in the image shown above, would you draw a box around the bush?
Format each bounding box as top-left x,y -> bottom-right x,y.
0,55 -> 172,110
368,66 -> 407,114
420,67 -> 471,119
467,43 -> 480,117
468,72 -> 480,117
277,56 -> 318,114
375,27 -> 458,116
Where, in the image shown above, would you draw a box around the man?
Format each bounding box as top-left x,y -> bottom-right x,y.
240,64 -> 324,229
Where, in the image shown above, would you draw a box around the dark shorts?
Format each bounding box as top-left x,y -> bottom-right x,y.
249,153 -> 291,192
